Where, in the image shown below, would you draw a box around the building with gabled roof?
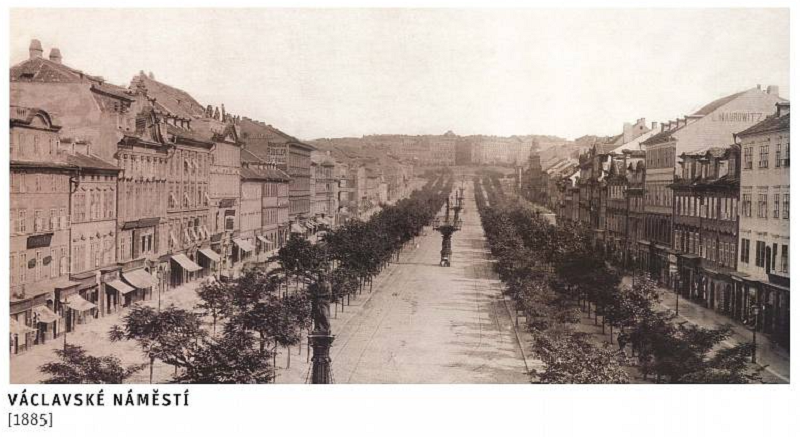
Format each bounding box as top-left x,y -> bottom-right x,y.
640,85 -> 784,286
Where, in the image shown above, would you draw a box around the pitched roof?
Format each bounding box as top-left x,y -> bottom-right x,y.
10,56 -> 104,84
610,125 -> 660,153
641,129 -> 678,146
131,73 -> 206,119
736,112 -> 790,137
67,152 -> 120,171
241,148 -> 264,164
692,91 -> 747,116
240,166 -> 290,182
165,124 -> 213,145
91,83 -> 134,101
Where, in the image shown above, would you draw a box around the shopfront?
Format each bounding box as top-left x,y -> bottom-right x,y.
170,253 -> 202,287
232,238 -> 255,264
121,268 -> 157,306
198,247 -> 222,278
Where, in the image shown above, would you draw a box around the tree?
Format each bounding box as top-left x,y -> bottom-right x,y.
605,275 -> 660,342
196,279 -> 232,336
171,330 -> 273,384
678,342 -> 764,384
532,332 -> 629,384
109,305 -> 205,383
40,344 -> 145,384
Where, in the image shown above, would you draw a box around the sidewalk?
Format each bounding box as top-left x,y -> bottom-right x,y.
621,276 -> 790,383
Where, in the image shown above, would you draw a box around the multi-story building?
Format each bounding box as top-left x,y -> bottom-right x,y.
428,131 -> 457,167
641,85 -> 784,286
336,160 -> 361,223
311,151 -> 338,225
605,155 -> 629,266
10,106 -> 76,353
672,146 -> 740,315
624,154 -> 646,271
239,166 -> 263,259
194,113 -> 244,274
129,73 -> 214,288
10,40 -> 164,317
241,148 -> 291,250
65,148 -> 121,320
523,141 -> 546,204
474,136 -> 528,166
733,102 -> 790,347
239,118 -> 314,228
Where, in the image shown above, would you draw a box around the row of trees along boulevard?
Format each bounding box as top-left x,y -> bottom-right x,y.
475,172 -> 764,384
39,170 -> 454,384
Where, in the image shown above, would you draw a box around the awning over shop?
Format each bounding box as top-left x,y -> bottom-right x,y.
290,223 -> 305,234
172,254 -> 203,272
123,269 -> 158,289
10,319 -> 36,335
198,248 -> 221,263
257,236 -> 272,245
233,238 -> 255,252
33,306 -> 59,324
65,295 -> 97,312
107,279 -> 135,295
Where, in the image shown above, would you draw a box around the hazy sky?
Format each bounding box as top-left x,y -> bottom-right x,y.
10,8 -> 789,140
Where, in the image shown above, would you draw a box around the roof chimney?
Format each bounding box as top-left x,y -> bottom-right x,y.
767,85 -> 779,96
29,39 -> 43,59
776,101 -> 790,118
49,48 -> 62,64
652,122 -> 659,131
148,71 -> 155,79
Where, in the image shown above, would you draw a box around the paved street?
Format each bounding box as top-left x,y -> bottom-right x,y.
11,180 -> 531,384
279,184 -> 531,383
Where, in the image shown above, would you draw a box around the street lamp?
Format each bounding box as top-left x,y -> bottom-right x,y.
674,277 -> 680,316
309,273 -> 334,383
750,303 -> 764,363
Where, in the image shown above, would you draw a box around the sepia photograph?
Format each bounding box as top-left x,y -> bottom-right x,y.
6,7 -> 791,388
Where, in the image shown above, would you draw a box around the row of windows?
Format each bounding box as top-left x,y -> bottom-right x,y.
675,195 -> 738,221
743,142 -> 789,170
169,149 -> 210,182
741,238 -> 789,273
73,236 -> 115,273
646,146 -> 675,169
120,153 -> 168,179
645,183 -> 672,207
741,192 -> 789,220
10,131 -> 59,161
10,246 -> 69,287
168,182 -> 209,211
11,208 -> 68,235
10,172 -> 70,194
120,182 -> 166,220
72,188 -> 116,223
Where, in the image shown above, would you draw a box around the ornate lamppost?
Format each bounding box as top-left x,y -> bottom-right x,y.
309,274 -> 334,383
434,190 -> 464,267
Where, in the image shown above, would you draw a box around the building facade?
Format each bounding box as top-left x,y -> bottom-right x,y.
734,102 -> 790,348
10,106 -> 76,353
